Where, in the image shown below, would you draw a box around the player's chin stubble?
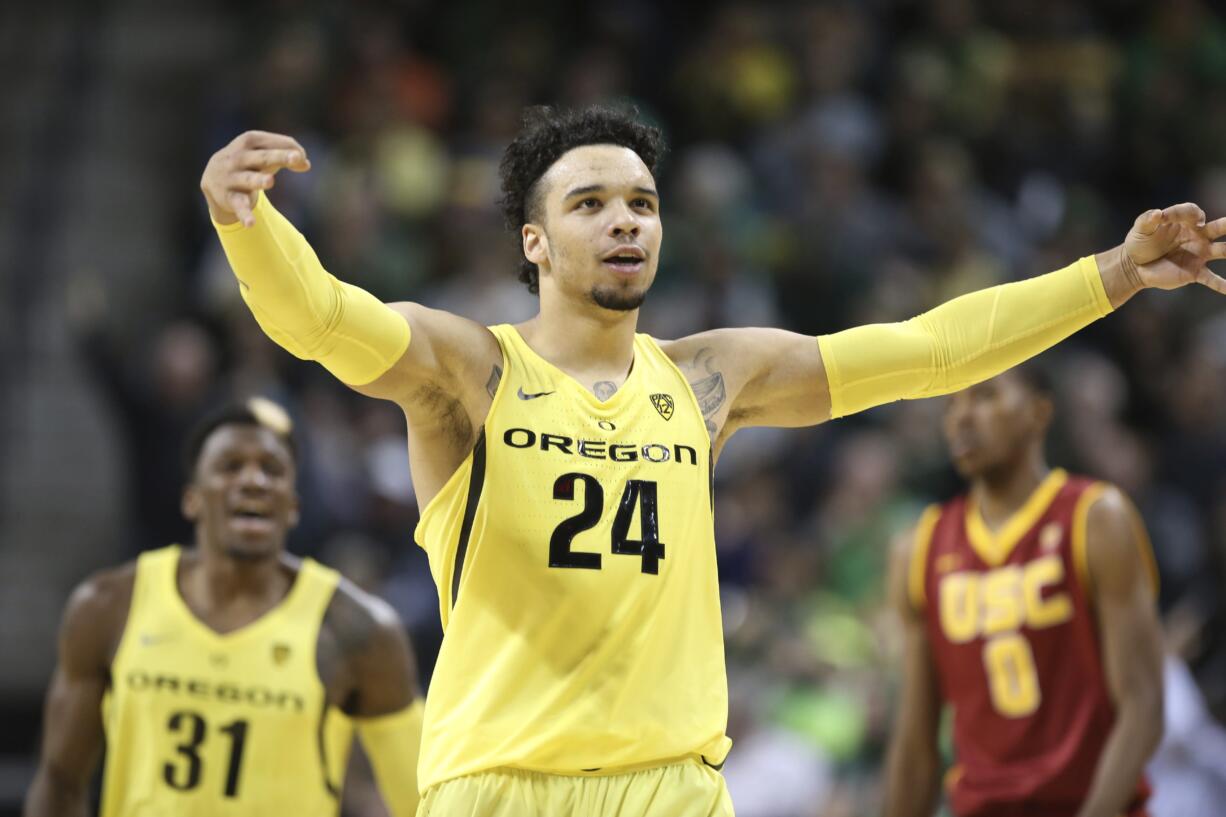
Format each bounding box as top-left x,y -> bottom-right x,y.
590,286 -> 647,311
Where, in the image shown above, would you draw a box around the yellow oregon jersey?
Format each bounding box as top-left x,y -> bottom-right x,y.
415,324 -> 731,790
101,546 -> 354,817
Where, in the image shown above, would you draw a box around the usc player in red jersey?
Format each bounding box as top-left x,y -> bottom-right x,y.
884,364 -> 1164,817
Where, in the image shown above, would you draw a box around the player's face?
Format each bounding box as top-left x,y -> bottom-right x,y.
526,144 -> 662,311
943,373 -> 1048,479
183,425 -> 299,561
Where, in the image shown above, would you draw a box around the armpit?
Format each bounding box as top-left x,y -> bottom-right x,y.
410,380 -> 475,448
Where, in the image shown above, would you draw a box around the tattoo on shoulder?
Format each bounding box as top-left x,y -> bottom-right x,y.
692,373 -> 726,435
486,364 -> 503,399
593,380 -> 618,401
688,348 -> 726,436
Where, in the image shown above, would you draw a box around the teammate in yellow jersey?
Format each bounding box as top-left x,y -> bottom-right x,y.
24,398 -> 425,817
199,105 -> 1226,815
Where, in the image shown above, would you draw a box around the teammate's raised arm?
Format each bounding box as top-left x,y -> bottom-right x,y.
883,523 -> 943,817
24,570 -> 130,817
1074,488 -> 1164,817
670,205 -> 1226,447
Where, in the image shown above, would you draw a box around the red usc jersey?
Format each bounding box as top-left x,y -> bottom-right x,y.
910,469 -> 1156,817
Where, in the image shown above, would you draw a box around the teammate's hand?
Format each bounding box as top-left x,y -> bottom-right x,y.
1123,202 -> 1226,294
200,131 -> 312,227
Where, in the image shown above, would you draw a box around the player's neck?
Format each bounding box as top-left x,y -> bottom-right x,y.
185,546 -> 290,609
525,294 -> 639,378
972,454 -> 1050,531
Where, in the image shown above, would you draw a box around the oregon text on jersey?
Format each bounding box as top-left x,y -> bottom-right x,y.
501,427 -> 701,466
122,670 -> 306,712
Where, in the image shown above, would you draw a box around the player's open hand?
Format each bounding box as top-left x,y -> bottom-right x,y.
1124,202 -> 1226,294
200,131 -> 312,227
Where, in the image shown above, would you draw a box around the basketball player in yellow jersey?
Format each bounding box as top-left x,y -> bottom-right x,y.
200,106 -> 1226,815
24,399 -> 424,817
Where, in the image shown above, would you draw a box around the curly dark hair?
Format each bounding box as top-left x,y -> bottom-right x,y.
497,105 -> 666,294
183,397 -> 297,479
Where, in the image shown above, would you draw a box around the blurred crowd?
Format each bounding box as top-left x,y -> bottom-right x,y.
73,1 -> 1226,814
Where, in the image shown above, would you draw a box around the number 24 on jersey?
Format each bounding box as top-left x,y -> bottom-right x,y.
549,473 -> 665,574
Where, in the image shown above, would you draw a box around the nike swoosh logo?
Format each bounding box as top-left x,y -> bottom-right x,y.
140,633 -> 174,647
517,387 -> 556,400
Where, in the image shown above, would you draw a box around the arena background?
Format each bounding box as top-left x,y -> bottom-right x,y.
2,1 -> 1226,814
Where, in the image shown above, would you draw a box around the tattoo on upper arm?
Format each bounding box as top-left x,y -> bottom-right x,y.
486,364 -> 502,399
692,371 -> 727,419
593,380 -> 617,401
688,348 -> 727,436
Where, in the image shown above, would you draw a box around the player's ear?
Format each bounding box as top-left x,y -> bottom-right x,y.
182,485 -> 202,522
523,223 -> 549,267
287,494 -> 300,529
1033,395 -> 1054,433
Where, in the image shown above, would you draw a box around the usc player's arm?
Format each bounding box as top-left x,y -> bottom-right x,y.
320,581 -> 423,817
1075,487 -> 1164,817
883,525 -> 943,817
24,567 -> 133,817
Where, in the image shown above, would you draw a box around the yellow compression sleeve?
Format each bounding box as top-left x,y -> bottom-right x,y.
355,699 -> 424,817
213,192 -> 410,386
817,256 -> 1112,418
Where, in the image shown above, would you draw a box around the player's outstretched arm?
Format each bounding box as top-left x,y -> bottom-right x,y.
670,205 -> 1226,445
24,570 -> 131,817
1075,487 -> 1164,817
882,523 -> 943,817
201,131 -> 500,408
321,581 -> 424,817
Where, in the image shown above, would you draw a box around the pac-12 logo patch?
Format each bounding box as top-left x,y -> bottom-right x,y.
650,393 -> 674,421
272,643 -> 292,665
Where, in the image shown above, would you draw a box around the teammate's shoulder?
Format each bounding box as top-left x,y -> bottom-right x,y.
65,560 -> 138,620
60,560 -> 138,668
322,576 -> 408,657
320,575 -> 419,714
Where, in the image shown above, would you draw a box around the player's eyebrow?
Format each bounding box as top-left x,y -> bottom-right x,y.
565,184 -> 605,199
564,184 -> 659,199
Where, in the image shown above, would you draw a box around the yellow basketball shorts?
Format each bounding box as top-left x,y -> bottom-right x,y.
416,759 -> 735,817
